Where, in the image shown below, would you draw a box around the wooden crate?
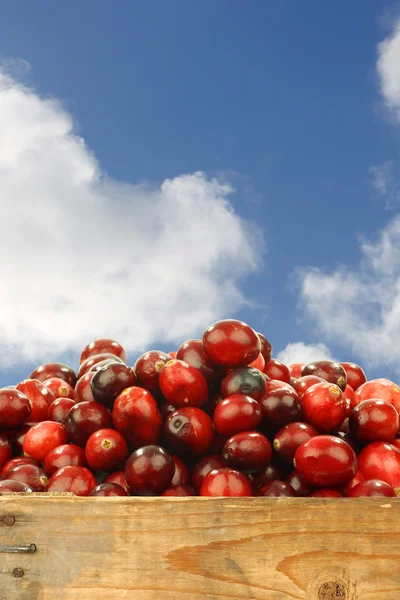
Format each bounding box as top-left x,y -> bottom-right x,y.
0,495 -> 399,600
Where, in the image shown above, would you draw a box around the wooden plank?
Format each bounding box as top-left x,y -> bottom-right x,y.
0,497 -> 400,600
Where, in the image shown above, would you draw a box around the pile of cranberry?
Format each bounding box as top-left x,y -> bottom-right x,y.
0,318 -> 399,498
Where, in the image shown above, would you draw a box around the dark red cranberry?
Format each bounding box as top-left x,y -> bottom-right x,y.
309,489 -> 342,497
89,483 -> 128,496
90,362 -> 136,407
162,485 -> 196,496
74,372 -> 96,404
165,407 -> 214,457
288,363 -> 305,378
124,445 -> 175,496
78,353 -> 124,379
103,470 -> 129,492
285,469 -> 313,497
1,456 -> 38,479
23,421 -> 67,462
340,471 -> 365,497
292,376 -> 325,399
354,379 -> 400,413
222,431 -> 271,473
260,388 -> 303,428
176,339 -> 224,383
0,433 -> 12,471
43,377 -> 75,400
46,465 -> 97,496
6,464 -> 48,492
134,350 -> 171,392
349,479 -> 396,497
257,333 -> 272,363
65,401 -> 113,447
264,359 -> 291,383
358,442 -> 400,489
170,454 -> 190,486
301,360 -> 347,391
258,480 -> 295,497
85,428 -> 128,472
8,424 -> 32,456
159,359 -> 208,408
112,387 -> 163,449
200,468 -> 252,496
213,394 -> 262,437
294,435 -> 357,487
159,400 -> 178,420
48,398 -> 76,424
340,362 -> 367,391
349,399 -> 399,442
203,319 -> 261,368
251,464 -> 282,492
191,454 -> 225,493
0,480 -> 33,493
273,422 -> 318,464
43,444 -> 87,476
30,362 -> 77,387
301,383 -> 346,433
0,388 -> 31,429
248,353 -> 265,372
220,367 -> 266,401
80,338 -> 126,364
16,379 -> 55,422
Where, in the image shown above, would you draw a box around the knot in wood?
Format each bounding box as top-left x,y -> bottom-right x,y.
318,580 -> 346,600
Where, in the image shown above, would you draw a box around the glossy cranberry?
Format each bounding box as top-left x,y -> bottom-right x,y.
340,362 -> 367,391
8,424 -> 32,456
349,479 -> 396,497
301,360 -> 347,391
162,485 -> 196,496
16,379 -> 55,422
46,465 -> 97,496
248,353 -> 265,372
48,398 -> 77,424
354,379 -> 400,413
285,470 -> 313,497
343,385 -> 355,417
293,376 -> 325,399
200,468 -> 252,496
159,359 -> 208,408
74,372 -> 96,404
124,445 -> 175,496
392,438 -> 400,452
43,377 -> 75,400
258,480 -> 295,497
23,421 -> 67,462
358,442 -> 400,489
0,433 -> 12,471
159,400 -> 179,420
1,456 -> 38,479
340,471 -> 365,496
80,338 -> 126,364
112,387 -> 163,449
294,435 -> 358,487
220,367 -> 266,401
191,454 -> 225,493
260,387 -> 303,428
222,431 -> 271,473
257,333 -> 272,363
43,444 -> 87,476
264,359 -> 291,383
30,362 -> 77,387
90,362 -> 137,408
103,470 -> 129,493
273,422 -> 318,464
89,483 -> 128,496
6,464 -> 48,492
349,399 -> 399,442
265,379 -> 294,394
165,407 -> 214,457
309,489 -> 342,498
213,394 -> 262,437
0,480 -> 33,493
85,428 -> 128,472
65,401 -> 113,447
0,388 -> 31,429
301,383 -> 346,433
176,339 -> 224,383
203,319 -> 261,368
331,430 -> 357,452
251,464 -> 282,492
170,454 -> 190,487
133,350 -> 171,392
288,363 -> 305,379
78,353 -> 124,379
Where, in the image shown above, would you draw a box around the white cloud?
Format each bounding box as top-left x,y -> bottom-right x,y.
276,342 -> 333,366
369,161 -> 400,208
377,18 -> 400,120
0,71 -> 263,367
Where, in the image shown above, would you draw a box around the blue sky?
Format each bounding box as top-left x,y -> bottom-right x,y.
1,1 -> 400,386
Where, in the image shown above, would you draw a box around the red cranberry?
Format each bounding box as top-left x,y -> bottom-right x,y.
251,464 -> 282,492
354,378 -> 400,413
301,383 -> 346,433
258,480 -> 295,497
46,466 -> 97,496
260,387 -> 303,428
349,399 -> 399,442
191,454 -> 225,493
340,362 -> 367,391
134,350 -> 171,392
6,464 -> 48,492
30,362 -> 77,387
80,338 -> 126,364
213,394 -> 262,437
159,359 -> 208,408
8,424 -> 32,456
222,431 -> 271,472
203,319 -> 261,368
340,471 -> 365,497
16,379 -> 55,422
78,353 -> 124,379
349,479 -> 396,497
273,422 -> 318,464
124,445 -> 175,496
43,377 -> 75,400
343,385 -> 355,416
293,376 -> 325,399
309,489 -> 342,498
176,339 -> 224,383
162,485 -> 197,496
89,483 -> 128,496
265,379 -> 294,394
48,398 -> 76,424
392,438 -> 400,452
0,433 -> 12,471
264,359 -> 291,383
112,387 -> 163,449
43,444 -> 87,476
248,353 -> 265,372
257,333 -> 272,363
0,388 -> 31,429
301,360 -> 347,391
165,407 -> 214,457
358,442 -> 400,489
285,469 -> 313,497
66,401 -> 112,447
294,435 -> 358,487
75,372 -> 96,404
170,454 -> 190,486
200,468 -> 252,496
23,421 -> 67,462
1,456 -> 38,479
159,400 -> 178,420
0,480 -> 33,493
103,470 -> 129,493
90,363 -> 137,408
85,428 -> 128,472
288,363 -> 305,379
220,367 -> 266,401
169,352 -> 177,359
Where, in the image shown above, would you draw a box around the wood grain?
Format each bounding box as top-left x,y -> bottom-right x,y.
1,497 -> 400,600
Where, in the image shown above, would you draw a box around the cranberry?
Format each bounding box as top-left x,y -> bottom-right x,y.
80,338 -> 126,364
285,470 -> 313,497
258,480 -> 295,497
293,376 -> 325,399
343,385 -> 355,417
354,379 -> 400,413
124,445 -> 175,496
191,454 -> 225,493
48,398 -> 76,424
288,363 -> 305,378
257,333 -> 272,363
349,479 -> 396,497
23,421 -> 67,462
74,372 -> 96,404
165,407 -> 214,457
248,353 -> 265,372
46,466 -> 97,496
89,483 -> 128,496
43,377 -> 75,400
222,431 -> 271,472
340,362 -> 367,391
358,442 -> 400,489
176,339 -> 224,383
78,353 -> 124,379
8,424 -> 32,456
16,379 -> 55,422
169,352 -> 177,359
260,387 -> 303,428
112,387 -> 163,449
213,394 -> 262,437
301,383 -> 346,433
170,454 -> 190,486
134,350 -> 171,392
159,400 -> 178,420
200,468 -> 252,496
294,435 -> 358,487
43,444 -> 87,476
203,319 -> 261,368
103,470 -> 129,492
309,489 -> 342,498
392,438 -> 400,452
301,360 -> 347,391
85,428 -> 128,472
66,401 -> 113,447
6,464 -> 48,492
159,359 -> 208,408
340,471 -> 365,496
30,362 -> 77,387
251,464 -> 282,492
273,422 -> 318,464
0,388 -> 31,429
0,433 -> 12,471
264,359 -> 291,383
220,367 -> 266,401
265,379 -> 295,394
349,399 -> 399,442
162,485 -> 196,496
1,457 -> 38,479
90,362 -> 137,407
0,480 -> 33,493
